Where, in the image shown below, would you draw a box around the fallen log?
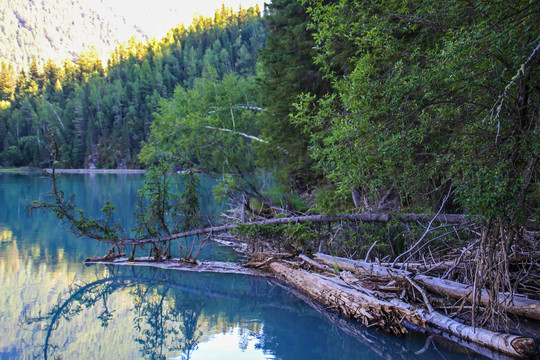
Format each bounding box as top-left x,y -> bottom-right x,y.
269,259 -> 538,359
509,251 -> 540,262
429,327 -> 534,360
298,254 -> 332,272
278,269 -> 521,360
84,253 -> 125,262
104,212 -> 472,246
378,260 -> 459,272
85,257 -> 267,276
313,253 -> 540,322
414,276 -> 540,322
268,261 -> 425,335
390,298 -> 538,359
379,251 -> 540,272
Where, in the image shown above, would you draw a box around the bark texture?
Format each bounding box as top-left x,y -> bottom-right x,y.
313,253 -> 540,321
269,258 -> 538,359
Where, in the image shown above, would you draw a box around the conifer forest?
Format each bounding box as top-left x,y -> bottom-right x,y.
1,1 -> 539,356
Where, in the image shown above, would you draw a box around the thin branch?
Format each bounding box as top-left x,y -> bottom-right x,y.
46,101 -> 65,129
207,104 -> 265,114
393,191 -> 452,267
485,40 -> 540,143
110,213 -> 472,247
405,274 -> 434,313
203,125 -> 289,154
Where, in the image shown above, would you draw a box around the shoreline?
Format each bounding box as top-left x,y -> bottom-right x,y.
0,168 -> 146,174
0,168 -> 269,175
44,168 -> 146,174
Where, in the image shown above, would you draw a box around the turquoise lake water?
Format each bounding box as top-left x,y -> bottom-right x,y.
0,173 -> 490,359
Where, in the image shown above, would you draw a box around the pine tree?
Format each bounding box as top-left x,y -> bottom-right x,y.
258,0 -> 330,190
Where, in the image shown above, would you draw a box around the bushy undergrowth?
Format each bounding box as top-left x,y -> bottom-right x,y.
234,219 -> 473,261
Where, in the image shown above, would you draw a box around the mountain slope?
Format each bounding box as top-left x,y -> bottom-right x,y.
0,6 -> 266,169
0,0 -> 148,71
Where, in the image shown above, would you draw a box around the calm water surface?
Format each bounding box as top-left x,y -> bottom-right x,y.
0,173 -> 489,359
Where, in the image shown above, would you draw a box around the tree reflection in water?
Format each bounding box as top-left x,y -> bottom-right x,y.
22,265 -> 211,360
132,283 -> 204,360
19,264 -> 484,360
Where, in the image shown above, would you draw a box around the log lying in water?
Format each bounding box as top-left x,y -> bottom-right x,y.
269,259 -> 538,359
314,253 -> 540,321
85,257 -> 266,276
390,298 -> 538,359
268,261 -> 425,336
85,253 -> 125,262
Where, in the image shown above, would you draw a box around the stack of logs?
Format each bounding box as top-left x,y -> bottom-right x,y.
247,251 -> 540,359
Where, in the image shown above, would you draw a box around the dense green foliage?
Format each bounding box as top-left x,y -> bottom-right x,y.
140,69 -> 264,173
139,67 -> 296,211
293,0 -> 539,224
133,163 -> 181,240
6,0 -> 539,232
0,6 -> 265,169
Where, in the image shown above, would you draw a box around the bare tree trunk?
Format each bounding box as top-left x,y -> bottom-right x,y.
313,253 -> 540,321
268,261 -> 423,336
269,259 -> 538,359
113,213 -> 472,246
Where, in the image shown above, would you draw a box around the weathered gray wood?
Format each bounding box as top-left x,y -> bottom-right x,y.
85,258 -> 267,276
268,261 -> 424,335
313,253 -> 540,322
414,276 -> 540,322
391,298 -> 538,359
272,258 -> 538,359
298,254 -> 332,272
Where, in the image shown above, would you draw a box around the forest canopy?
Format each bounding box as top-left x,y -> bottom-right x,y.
1,0 -> 538,227
16,1 -> 539,348
0,5 -> 264,169
0,0 -> 148,72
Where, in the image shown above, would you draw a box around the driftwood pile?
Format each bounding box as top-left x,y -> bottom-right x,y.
81,211 -> 539,359
245,250 -> 539,359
